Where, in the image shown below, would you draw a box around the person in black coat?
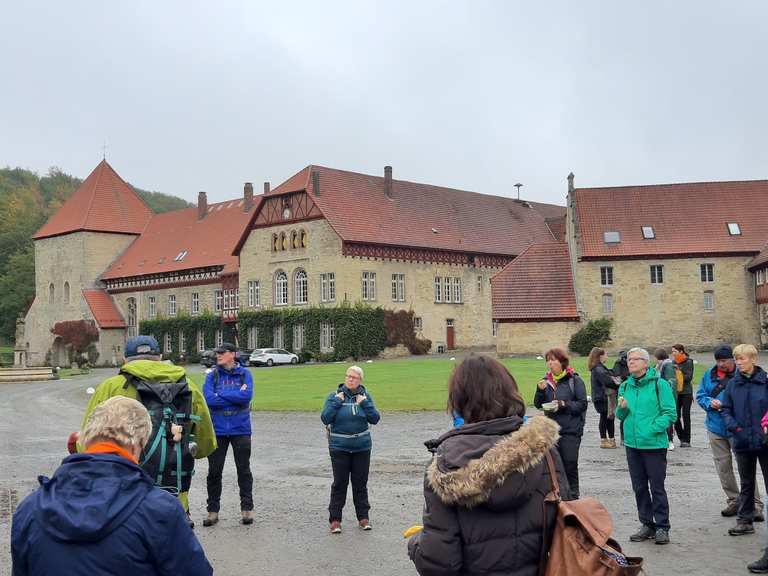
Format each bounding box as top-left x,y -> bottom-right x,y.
407,355 -> 569,576
589,346 -> 619,448
613,350 -> 629,444
534,347 -> 588,499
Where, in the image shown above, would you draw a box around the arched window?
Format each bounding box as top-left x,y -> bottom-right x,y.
63,282 -> 70,305
294,269 -> 308,304
48,283 -> 55,304
127,297 -> 137,339
291,230 -> 299,249
274,271 -> 288,305
300,229 -> 308,248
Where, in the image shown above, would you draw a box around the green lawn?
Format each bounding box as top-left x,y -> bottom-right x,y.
187,357 -> 709,412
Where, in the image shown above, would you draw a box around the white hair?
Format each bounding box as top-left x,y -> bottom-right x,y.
627,347 -> 650,362
347,365 -> 364,380
81,396 -> 152,451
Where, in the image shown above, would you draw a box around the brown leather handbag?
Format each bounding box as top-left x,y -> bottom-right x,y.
539,451 -> 644,575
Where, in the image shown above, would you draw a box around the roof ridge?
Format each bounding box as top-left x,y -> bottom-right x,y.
82,161 -> 105,230
577,178 -> 768,192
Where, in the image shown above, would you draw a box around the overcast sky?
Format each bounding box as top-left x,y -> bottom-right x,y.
2,1 -> 767,206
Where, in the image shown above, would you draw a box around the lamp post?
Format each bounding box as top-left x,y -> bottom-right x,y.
514,182 -> 523,200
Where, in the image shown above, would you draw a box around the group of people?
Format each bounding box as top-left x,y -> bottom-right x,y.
10,335 -> 768,575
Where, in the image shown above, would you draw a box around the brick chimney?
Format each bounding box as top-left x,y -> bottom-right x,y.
244,182 -> 254,211
384,165 -> 393,199
312,170 -> 320,196
197,191 -> 208,220
264,181 -> 271,195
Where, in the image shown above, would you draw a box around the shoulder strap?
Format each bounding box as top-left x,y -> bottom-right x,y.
539,451 -> 562,576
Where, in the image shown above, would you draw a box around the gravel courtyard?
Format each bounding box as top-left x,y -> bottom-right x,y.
1,369 -> 764,576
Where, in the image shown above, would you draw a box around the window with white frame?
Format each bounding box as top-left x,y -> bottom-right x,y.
273,324 -> 284,348
641,226 -> 655,239
293,323 -> 305,352
453,278 -> 462,303
492,320 -> 498,337
294,269 -> 308,304
391,273 -> 405,302
126,298 -> 137,339
179,331 -> 186,354
434,277 -> 442,303
361,271 -> 376,301
320,322 -> 336,352
650,265 -> 664,285
215,329 -> 223,348
248,281 -> 260,307
443,277 -> 452,303
164,333 -> 172,354
727,222 -> 742,236
704,291 -> 715,311
223,289 -> 230,310
247,326 -> 258,349
148,296 -> 156,318
214,290 -> 223,312
234,288 -> 239,309
168,294 -> 177,316
197,330 -> 205,352
191,293 -> 199,315
414,316 -> 423,331
320,273 -> 336,302
600,266 -> 614,287
758,270 -> 766,286
602,293 -> 614,314
700,263 -> 714,283
275,271 -> 288,305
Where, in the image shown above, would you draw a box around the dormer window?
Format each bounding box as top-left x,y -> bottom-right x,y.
603,231 -> 621,244
727,222 -> 742,236
174,250 -> 188,262
641,226 -> 655,240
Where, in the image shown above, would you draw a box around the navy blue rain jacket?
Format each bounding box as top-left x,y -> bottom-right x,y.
321,384 -> 381,452
11,452 -> 212,576
203,363 -> 254,436
721,366 -> 768,453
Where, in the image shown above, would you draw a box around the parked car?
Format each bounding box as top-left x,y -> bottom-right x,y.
200,349 -> 253,368
249,348 -> 299,367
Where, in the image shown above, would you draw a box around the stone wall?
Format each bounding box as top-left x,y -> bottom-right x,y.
496,321 -> 581,355
238,218 -> 500,351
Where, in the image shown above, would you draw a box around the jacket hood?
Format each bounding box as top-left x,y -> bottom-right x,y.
733,365 -> 768,384
121,359 -> 186,383
33,453 -> 153,543
426,416 -> 560,509
626,366 -> 659,387
336,383 -> 368,397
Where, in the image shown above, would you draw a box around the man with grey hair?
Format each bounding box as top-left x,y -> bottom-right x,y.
616,347 -> 677,545
12,396 -> 213,575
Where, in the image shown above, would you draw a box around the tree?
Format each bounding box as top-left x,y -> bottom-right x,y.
0,245 -> 35,342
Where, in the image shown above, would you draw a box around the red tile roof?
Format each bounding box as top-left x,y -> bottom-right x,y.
748,243 -> 768,270
270,166 -> 563,256
33,160 -> 153,240
101,197 -> 261,280
491,242 -> 579,320
574,180 -> 768,259
83,289 -> 126,328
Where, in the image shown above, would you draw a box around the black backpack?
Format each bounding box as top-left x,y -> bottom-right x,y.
122,372 -> 199,495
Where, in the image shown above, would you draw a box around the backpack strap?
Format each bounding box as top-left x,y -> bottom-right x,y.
539,451 -> 562,576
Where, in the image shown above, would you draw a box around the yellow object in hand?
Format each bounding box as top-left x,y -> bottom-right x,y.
403,525 -> 424,538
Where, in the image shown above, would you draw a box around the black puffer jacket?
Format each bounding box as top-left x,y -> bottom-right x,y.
533,372 -> 588,437
591,362 -> 618,413
408,416 -> 569,576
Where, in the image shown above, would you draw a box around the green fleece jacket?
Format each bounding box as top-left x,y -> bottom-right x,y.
616,367 -> 677,449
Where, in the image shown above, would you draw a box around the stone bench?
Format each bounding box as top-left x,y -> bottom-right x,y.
0,367 -> 56,383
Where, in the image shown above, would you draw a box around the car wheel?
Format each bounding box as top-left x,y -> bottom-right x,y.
291,357 -> 298,364
267,359 -> 274,367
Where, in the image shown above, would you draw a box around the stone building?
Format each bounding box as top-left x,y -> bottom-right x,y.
492,175 -> 768,354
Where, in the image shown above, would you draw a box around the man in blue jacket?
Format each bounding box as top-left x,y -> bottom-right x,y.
697,344 -> 763,519
202,342 -> 254,527
12,396 -> 212,576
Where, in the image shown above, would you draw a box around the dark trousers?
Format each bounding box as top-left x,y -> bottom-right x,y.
598,412 -> 615,439
674,393 -> 693,443
626,447 -> 670,530
329,449 -> 371,522
667,425 -> 674,442
557,434 -> 581,499
735,449 -> 768,522
206,435 -> 253,513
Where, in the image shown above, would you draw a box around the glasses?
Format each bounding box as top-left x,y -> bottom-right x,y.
627,357 -> 647,363
346,374 -> 361,380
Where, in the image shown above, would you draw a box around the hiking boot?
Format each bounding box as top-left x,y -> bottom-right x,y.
721,502 -> 739,517
654,528 -> 670,545
629,525 -> 656,542
680,442 -> 691,448
358,519 -> 372,531
329,520 -> 342,534
748,550 -> 768,574
729,521 -> 755,536
203,512 -> 219,527
241,510 -> 254,525
186,512 -> 195,529
607,438 -> 617,448
755,509 -> 765,522
600,438 -> 610,449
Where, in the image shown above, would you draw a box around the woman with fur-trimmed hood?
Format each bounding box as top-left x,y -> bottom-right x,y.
408,355 -> 569,576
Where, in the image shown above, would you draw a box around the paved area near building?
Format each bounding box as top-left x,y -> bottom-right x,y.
1,368 -> 766,575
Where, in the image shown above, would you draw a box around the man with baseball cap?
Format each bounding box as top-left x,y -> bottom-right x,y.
80,335 -> 216,528
697,344 -> 763,520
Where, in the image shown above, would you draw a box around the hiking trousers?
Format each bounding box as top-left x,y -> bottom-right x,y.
206,434 -> 253,512
329,449 -> 371,522
626,447 -> 670,531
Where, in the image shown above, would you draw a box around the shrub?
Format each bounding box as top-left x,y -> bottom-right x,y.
568,318 -> 612,356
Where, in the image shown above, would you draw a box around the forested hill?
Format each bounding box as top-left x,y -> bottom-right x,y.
0,165 -> 193,343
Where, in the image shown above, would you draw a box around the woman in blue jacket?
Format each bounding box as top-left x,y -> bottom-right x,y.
321,365 -> 381,533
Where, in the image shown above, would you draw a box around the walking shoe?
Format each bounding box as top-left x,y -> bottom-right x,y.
748,550 -> 768,574
680,442 -> 691,448
755,509 -> 765,522
608,438 -> 617,449
241,510 -> 254,525
203,512 -> 219,527
721,502 -> 739,517
654,528 -> 670,545
329,520 -> 342,534
358,519 -> 372,531
600,438 -> 610,449
729,521 -> 755,536
668,442 -> 675,451
629,525 -> 656,542
187,512 -> 195,529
